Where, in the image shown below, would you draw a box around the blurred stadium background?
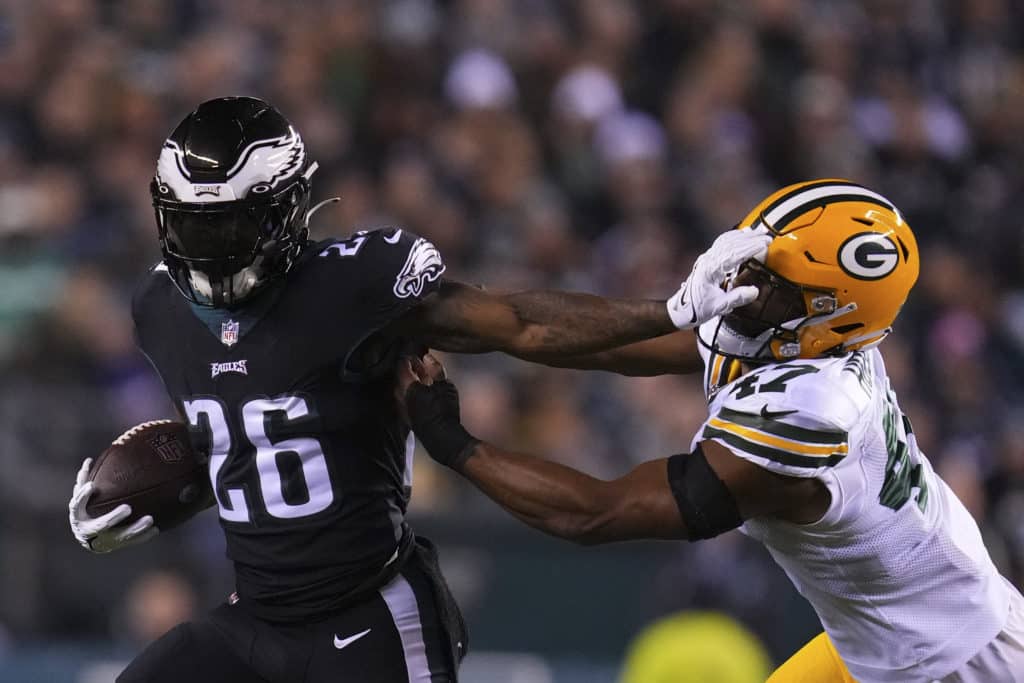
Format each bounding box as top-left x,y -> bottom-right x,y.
2,0 -> 1024,681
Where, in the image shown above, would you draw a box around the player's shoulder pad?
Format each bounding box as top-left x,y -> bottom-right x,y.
703,355 -> 872,477
314,227 -> 446,302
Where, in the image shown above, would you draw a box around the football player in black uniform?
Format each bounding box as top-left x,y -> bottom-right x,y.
66,97 -> 766,683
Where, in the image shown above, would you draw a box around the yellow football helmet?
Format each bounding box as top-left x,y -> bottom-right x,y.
704,179 -> 919,361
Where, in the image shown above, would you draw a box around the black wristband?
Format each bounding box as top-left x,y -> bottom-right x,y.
406,381 -> 480,471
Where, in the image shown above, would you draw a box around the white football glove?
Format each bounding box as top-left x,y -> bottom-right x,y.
69,458 -> 158,553
667,227 -> 772,329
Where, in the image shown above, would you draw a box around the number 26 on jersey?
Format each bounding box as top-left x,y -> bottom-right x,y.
183,396 -> 334,522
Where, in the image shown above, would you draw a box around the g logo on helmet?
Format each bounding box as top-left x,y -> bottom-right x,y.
838,232 -> 900,280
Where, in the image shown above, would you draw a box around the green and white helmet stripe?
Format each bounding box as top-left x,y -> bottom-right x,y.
751,180 -> 899,235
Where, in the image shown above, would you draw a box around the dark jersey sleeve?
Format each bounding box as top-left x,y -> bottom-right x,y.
315,228 -> 446,376
131,263 -> 173,368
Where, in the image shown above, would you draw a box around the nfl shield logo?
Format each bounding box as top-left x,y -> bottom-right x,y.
148,433 -> 187,463
221,320 -> 239,347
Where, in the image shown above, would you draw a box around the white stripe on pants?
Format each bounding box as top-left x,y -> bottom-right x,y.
380,574 -> 432,682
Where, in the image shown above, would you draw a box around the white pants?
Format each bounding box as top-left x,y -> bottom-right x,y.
938,584 -> 1024,682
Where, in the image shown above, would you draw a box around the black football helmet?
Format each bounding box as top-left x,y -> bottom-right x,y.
151,97 -> 316,307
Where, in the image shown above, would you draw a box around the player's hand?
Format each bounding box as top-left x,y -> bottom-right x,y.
401,358 -> 479,471
667,227 -> 771,329
395,351 -> 446,424
69,458 -> 158,553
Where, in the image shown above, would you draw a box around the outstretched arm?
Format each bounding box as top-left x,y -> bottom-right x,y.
459,442 -> 686,544
403,281 -> 676,358
534,330 -> 704,376
442,439 -> 821,544
400,356 -> 828,545
395,228 -> 769,367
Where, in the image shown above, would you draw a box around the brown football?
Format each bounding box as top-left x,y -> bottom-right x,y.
86,420 -> 211,531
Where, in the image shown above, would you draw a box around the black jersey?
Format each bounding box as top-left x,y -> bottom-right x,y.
132,228 -> 445,621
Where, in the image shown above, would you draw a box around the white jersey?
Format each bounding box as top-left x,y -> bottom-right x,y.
694,323 -> 1013,682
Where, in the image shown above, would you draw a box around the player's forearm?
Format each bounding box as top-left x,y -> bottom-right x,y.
459,443 -> 616,543
412,282 -> 676,359
405,374 -> 687,543
497,291 -> 675,358
461,443 -> 676,545
531,331 -> 703,376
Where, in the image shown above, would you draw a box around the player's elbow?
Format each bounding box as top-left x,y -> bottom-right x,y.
505,320 -> 549,356
503,299 -> 563,356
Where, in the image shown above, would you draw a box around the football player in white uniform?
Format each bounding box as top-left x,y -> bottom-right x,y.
401,180 -> 1024,682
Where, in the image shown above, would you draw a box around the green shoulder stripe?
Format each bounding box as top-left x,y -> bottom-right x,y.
702,426 -> 847,469
717,407 -> 848,446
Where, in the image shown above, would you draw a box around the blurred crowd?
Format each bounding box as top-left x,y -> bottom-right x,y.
2,0 -> 1024,668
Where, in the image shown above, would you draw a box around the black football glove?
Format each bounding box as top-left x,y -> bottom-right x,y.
405,380 -> 480,471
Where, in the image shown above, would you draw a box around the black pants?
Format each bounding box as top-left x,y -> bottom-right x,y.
118,541 -> 466,683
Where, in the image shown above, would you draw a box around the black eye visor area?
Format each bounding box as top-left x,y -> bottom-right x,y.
150,175 -> 312,307
161,204 -> 267,263
154,176 -> 304,260
154,201 -> 269,307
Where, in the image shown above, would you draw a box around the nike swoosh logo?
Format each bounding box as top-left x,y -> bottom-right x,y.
760,405 -> 798,420
383,229 -> 403,244
334,628 -> 371,650
673,294 -> 697,324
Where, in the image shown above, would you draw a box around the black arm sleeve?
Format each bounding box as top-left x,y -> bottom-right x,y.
666,445 -> 743,541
